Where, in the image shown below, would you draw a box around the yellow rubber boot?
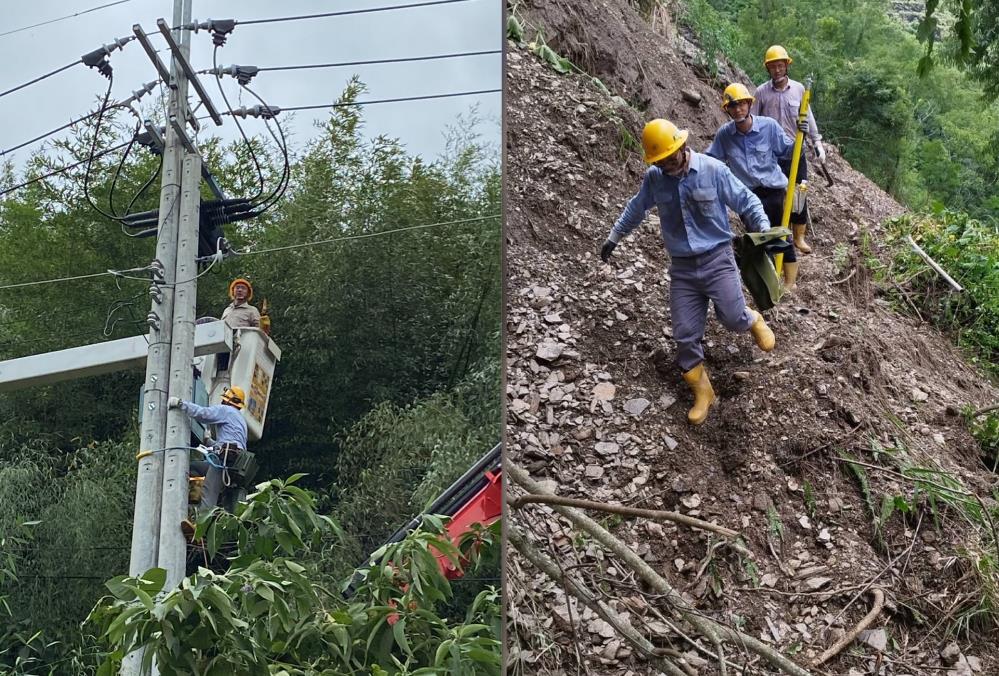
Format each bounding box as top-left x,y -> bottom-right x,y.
783,261 -> 799,293
793,224 -> 812,254
749,310 -> 775,352
682,364 -> 716,426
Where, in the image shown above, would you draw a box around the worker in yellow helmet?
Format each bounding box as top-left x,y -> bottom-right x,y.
708,82 -> 804,290
751,45 -> 824,254
169,385 -> 248,535
600,118 -> 776,426
222,278 -> 260,328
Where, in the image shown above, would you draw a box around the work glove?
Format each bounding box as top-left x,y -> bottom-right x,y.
796,119 -> 808,134
814,141 -> 826,163
600,239 -> 617,263
167,396 -> 182,409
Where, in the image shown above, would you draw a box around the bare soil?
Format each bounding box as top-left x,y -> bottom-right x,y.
504,1 -> 999,674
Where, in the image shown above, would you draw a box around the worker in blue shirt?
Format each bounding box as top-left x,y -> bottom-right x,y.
168,386 -> 248,534
600,118 -> 776,426
707,82 -> 805,291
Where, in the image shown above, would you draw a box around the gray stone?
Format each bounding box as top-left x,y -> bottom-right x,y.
585,465 -> 605,479
941,641 -> 962,666
624,398 -> 650,416
594,441 -> 619,456
858,628 -> 887,652
535,341 -> 564,362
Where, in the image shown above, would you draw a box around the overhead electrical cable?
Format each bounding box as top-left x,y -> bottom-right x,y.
206,49 -> 500,76
0,0 -> 134,39
239,83 -> 291,215
0,34 -> 134,101
0,141 -> 131,197
212,45 -> 266,202
0,265 -> 152,291
234,214 -> 499,257
0,107 -> 117,158
274,89 -> 501,114
0,61 -> 78,99
231,0 -> 481,27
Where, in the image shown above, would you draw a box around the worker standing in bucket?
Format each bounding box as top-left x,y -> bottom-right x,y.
751,45 -> 824,254
168,386 -> 248,535
707,83 -> 805,291
600,118 -> 776,426
222,278 -> 260,328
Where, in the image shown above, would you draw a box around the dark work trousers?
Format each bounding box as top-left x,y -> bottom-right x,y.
778,149 -> 808,226
751,186 -> 796,263
670,243 -> 755,372
190,460 -> 222,510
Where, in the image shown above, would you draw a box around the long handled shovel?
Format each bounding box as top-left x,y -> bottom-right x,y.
775,75 -> 813,276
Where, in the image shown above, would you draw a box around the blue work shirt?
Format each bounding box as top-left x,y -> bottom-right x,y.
179,401 -> 248,450
611,151 -> 770,258
706,116 -> 794,190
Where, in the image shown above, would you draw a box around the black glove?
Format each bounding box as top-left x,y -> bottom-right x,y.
796,119 -> 808,134
600,239 -> 616,263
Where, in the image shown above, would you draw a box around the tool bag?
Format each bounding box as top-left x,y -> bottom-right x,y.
733,227 -> 791,311
221,448 -> 258,487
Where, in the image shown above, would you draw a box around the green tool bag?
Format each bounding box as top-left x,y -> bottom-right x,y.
226,449 -> 259,487
733,227 -> 791,311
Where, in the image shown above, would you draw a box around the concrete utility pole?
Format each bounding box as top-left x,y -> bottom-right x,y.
125,0 -> 209,672
127,0 -> 190,581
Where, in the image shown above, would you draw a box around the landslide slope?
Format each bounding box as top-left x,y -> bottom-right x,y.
504,1 -> 999,674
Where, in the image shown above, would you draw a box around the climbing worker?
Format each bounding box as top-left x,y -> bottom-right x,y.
751,45 -> 825,254
222,278 -> 260,328
168,385 -> 248,534
707,82 -> 805,291
600,118 -> 776,426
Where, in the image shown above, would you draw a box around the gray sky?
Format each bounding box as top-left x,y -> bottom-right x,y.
0,0 -> 502,174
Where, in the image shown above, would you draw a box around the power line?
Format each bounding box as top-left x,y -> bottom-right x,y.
0,61 -> 77,99
234,0 -> 481,26
0,140 -> 131,197
246,49 -> 500,74
246,89 -> 502,115
0,35 -> 134,102
0,265 -> 151,292
0,0 -> 134,39
0,107 -> 116,158
0,215 -> 497,292
236,214 -> 499,257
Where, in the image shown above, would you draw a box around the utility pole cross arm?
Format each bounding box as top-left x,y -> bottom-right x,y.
0,321 -> 231,392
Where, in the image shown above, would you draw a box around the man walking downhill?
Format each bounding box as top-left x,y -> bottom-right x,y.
600,119 -> 776,426
751,45 -> 825,254
707,82 -> 806,291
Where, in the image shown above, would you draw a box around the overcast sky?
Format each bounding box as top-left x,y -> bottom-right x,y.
0,0 -> 502,174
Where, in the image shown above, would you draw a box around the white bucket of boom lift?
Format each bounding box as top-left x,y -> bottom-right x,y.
195,325 -> 282,441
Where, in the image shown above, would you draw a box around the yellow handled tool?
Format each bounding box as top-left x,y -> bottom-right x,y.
775,76 -> 813,276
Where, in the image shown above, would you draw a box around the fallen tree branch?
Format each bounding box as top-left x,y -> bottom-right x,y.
812,588 -> 886,667
971,404 -> 999,418
906,235 -> 963,292
507,460 -> 813,676
508,493 -> 746,546
830,268 -> 856,285
508,525 -> 690,676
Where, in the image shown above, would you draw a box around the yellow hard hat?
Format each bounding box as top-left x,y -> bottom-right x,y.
722,83 -> 754,109
228,278 -> 253,301
764,45 -> 792,65
642,119 -> 689,165
221,386 -> 246,409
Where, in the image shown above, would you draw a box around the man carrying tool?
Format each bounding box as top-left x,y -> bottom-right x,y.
707,82 -> 806,291
751,45 -> 826,254
600,118 -> 776,426
168,386 -> 248,535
